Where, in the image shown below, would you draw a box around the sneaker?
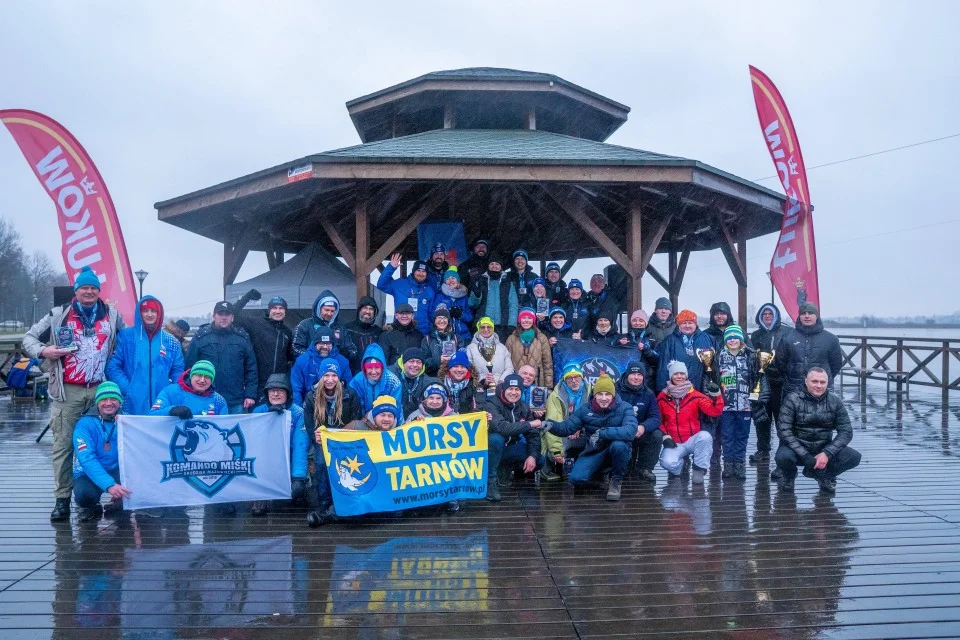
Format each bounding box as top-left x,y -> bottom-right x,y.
77,504 -> 103,522
445,500 -> 461,513
749,450 -> 770,464
692,468 -> 706,485
734,462 -> 747,480
777,476 -> 795,492
137,508 -> 165,519
817,475 -> 837,494
638,469 -> 657,484
103,497 -> 124,516
606,477 -> 622,501
486,481 -> 501,502
251,501 -> 268,517
539,466 -> 561,481
50,498 -> 71,522
770,467 -> 783,481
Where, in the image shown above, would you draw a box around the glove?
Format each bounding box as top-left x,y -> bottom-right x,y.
704,381 -> 721,396
662,435 -> 677,449
589,430 -> 601,449
247,288 -> 262,301
291,477 -> 310,501
269,404 -> 286,414
540,420 -> 554,432
169,406 -> 193,420
450,306 -> 463,319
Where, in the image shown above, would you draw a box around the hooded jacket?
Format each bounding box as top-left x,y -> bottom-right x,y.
778,388 -> 852,462
347,343 -> 403,414
546,395 -> 639,454
106,295 -> 184,414
184,322 -> 258,406
655,325 -> 717,392
252,400 -> 308,478
656,388 -> 724,444
290,342 -> 352,405
234,290 -> 294,394
485,386 -> 541,459
750,303 -> 791,353
388,361 -> 438,418
72,406 -> 120,491
377,319 -> 425,367
704,302 -> 736,350
150,371 -> 229,416
293,290 -> 355,361
646,312 -> 676,345
376,265 -> 435,330
505,326 -> 554,388
344,295 -> 384,373
430,283 -> 474,341
769,315 -> 843,395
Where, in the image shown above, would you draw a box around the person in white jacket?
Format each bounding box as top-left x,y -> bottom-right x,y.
466,316 -> 514,396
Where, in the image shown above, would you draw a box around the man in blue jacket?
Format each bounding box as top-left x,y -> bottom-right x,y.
655,309 -> 717,392
150,360 -> 229,417
543,374 -> 639,501
251,374 -> 309,516
291,332 -> 352,405
107,295 -> 184,414
377,253 -> 436,331
185,301 -> 258,413
616,361 -> 663,484
72,382 -> 132,521
348,343 -> 403,416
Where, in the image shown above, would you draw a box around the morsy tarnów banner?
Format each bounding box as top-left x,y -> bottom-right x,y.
117,413 -> 292,509
0,110 -> 137,325
319,411 -> 488,517
749,66 -> 820,321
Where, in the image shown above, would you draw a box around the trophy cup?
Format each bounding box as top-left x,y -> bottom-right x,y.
481,346 -> 496,396
695,347 -> 715,373
750,350 -> 775,401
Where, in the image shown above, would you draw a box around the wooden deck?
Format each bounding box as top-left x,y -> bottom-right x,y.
1,384 -> 960,639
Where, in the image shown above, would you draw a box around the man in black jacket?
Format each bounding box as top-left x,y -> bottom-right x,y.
768,302 -> 843,398
234,289 -> 294,401
749,303 -> 792,465
292,290 -> 356,362
185,301 -> 258,413
774,367 -> 860,493
615,362 -> 663,483
484,373 -> 542,502
377,303 -> 424,366
507,249 -> 539,309
344,295 -> 383,374
458,239 -> 490,291
704,301 -> 737,351
469,256 -> 518,342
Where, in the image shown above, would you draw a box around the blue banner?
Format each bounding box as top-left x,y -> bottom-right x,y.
417,221 -> 468,266
551,337 -> 638,387
319,412 -> 488,516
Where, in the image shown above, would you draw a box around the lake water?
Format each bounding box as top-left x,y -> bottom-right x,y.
822,327 -> 960,340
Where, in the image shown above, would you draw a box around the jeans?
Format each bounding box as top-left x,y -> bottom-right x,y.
775,445 -> 861,480
51,383 -> 97,498
73,468 -> 120,508
488,433 -> 540,477
569,440 -> 631,486
632,428 -> 664,471
660,431 -> 713,475
719,411 -> 752,463
313,448 -> 332,510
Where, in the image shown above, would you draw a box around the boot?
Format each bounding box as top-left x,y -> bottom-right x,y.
497,465 -> 512,488
777,475 -> 795,492
817,475 -> 837,494
103,497 -> 124,516
638,469 -> 657,484
692,466 -> 706,485
734,461 -> 747,480
445,500 -> 461,513
681,458 -> 691,478
251,501 -> 268,517
606,477 -> 623,501
722,463 -> 734,479
486,480 -> 502,502
749,450 -> 770,464
50,498 -> 71,522
306,506 -> 336,528
77,504 -> 103,522
770,467 -> 783,481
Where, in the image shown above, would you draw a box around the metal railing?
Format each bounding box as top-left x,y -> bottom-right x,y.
838,334 -> 960,399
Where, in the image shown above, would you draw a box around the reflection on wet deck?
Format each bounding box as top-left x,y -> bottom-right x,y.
1,384 -> 960,638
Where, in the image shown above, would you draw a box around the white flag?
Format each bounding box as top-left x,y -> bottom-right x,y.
118,412 -> 291,509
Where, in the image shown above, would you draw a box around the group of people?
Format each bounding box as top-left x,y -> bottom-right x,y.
25,244 -> 861,526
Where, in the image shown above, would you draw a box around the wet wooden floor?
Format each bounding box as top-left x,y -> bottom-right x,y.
1,384 -> 960,639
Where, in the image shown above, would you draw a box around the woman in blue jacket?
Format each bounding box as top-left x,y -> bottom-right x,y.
251,374 -> 308,516
150,360 -> 228,418
290,332 -> 352,405
106,295 -> 184,414
429,267 -> 473,342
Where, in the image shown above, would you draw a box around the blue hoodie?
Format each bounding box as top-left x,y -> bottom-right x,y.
106,295 -> 184,414
347,343 -> 403,416
376,263 -> 436,330
290,343 -> 352,405
72,407 -> 120,491
252,403 -> 308,478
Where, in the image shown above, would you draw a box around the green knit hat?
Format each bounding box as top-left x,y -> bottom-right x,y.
723,324 -> 745,344
95,381 -> 123,405
190,360 -> 216,381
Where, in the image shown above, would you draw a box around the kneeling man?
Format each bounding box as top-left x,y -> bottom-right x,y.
72,382 -> 133,521
775,367 -> 860,493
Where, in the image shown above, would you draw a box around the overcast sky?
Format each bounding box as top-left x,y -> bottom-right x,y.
1,1 -> 957,320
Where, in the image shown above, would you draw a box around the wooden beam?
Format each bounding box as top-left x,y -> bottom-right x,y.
737,228 -> 748,329
671,239 -> 691,312
646,264 -> 670,292
324,219 -> 356,272
559,256 -> 580,279
365,187 -> 449,269
715,211 -> 747,287
626,196 -> 643,311
545,186 -> 633,272
223,227 -> 256,288
355,195 -> 369,299
638,210 -> 675,273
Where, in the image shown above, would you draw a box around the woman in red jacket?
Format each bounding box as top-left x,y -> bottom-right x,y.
658,360 -> 724,484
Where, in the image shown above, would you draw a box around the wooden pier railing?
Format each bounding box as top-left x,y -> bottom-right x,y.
838,334 -> 960,399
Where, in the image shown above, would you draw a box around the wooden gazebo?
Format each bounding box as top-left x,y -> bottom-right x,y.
155,67 -> 785,327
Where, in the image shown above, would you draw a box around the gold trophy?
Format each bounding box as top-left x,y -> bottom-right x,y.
750,350 -> 775,401
695,347 -> 715,373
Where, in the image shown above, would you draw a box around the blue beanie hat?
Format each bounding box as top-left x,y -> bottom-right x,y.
448,350 -> 470,371
424,383 -> 447,401
568,279 -> 583,291
74,266 -> 101,291
549,307 -> 566,320
723,324 -> 745,344
546,262 -> 561,274
431,243 -> 445,256
318,357 -> 342,379
532,277 -> 546,289
371,395 -> 400,419
443,266 -> 460,282
512,249 -> 529,261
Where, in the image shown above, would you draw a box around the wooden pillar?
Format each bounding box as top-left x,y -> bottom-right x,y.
355,195 -> 369,299
626,198 -> 643,312
223,228 -> 254,290
539,259 -> 546,278
670,243 -> 690,313
737,230 -> 748,329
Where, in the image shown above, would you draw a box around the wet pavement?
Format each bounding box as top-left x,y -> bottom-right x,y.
1,383 -> 960,639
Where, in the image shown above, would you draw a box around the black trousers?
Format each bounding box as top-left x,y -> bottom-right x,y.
756,384 -> 784,453
774,445 -> 861,480
630,428 -> 664,471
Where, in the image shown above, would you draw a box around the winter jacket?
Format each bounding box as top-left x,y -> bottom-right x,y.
469,273 -> 518,329
561,298 -> 593,338
769,317 -> 843,395
234,291 -> 294,395
544,278 -> 568,307
505,327 -> 554,388
704,302 -> 736,350
303,384 -> 363,432
716,346 -> 758,412
656,388 -> 724,444
252,402 -> 308,478
420,328 -> 460,377
655,326 -> 717,392
406,402 -> 456,423
22,300 -> 125,403
347,343 -> 403,415
106,295 -> 184,414
547,397 -> 639,455
750,303 -> 792,353
616,329 -> 659,385
72,407 -> 120,491
290,346 -> 352,406
616,377 -> 662,434
466,332 -> 514,389
647,313 -> 676,345
506,265 -> 539,309
344,295 -> 384,374
377,320 -> 425,367
584,287 -> 620,331
292,290 -> 355,361
185,323 -> 258,406
430,284 -> 474,341
778,388 -> 852,462
376,265 -> 436,330
541,322 -> 572,342
388,364 -> 438,418
485,391 -> 541,459
150,371 -> 229,416
437,364 -> 482,414
425,260 -> 450,294
543,380 -> 593,458
458,253 -> 489,292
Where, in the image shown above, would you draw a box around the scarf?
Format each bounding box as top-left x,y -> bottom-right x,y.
445,375 -> 470,398
680,333 -> 694,355
440,283 -> 467,299
563,381 -> 584,411
474,332 -> 498,353
519,328 -> 536,345
666,380 -> 693,400
421,402 -> 448,418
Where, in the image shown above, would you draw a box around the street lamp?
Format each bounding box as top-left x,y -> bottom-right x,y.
32,294 -> 38,325
134,269 -> 149,301
766,271 -> 774,305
